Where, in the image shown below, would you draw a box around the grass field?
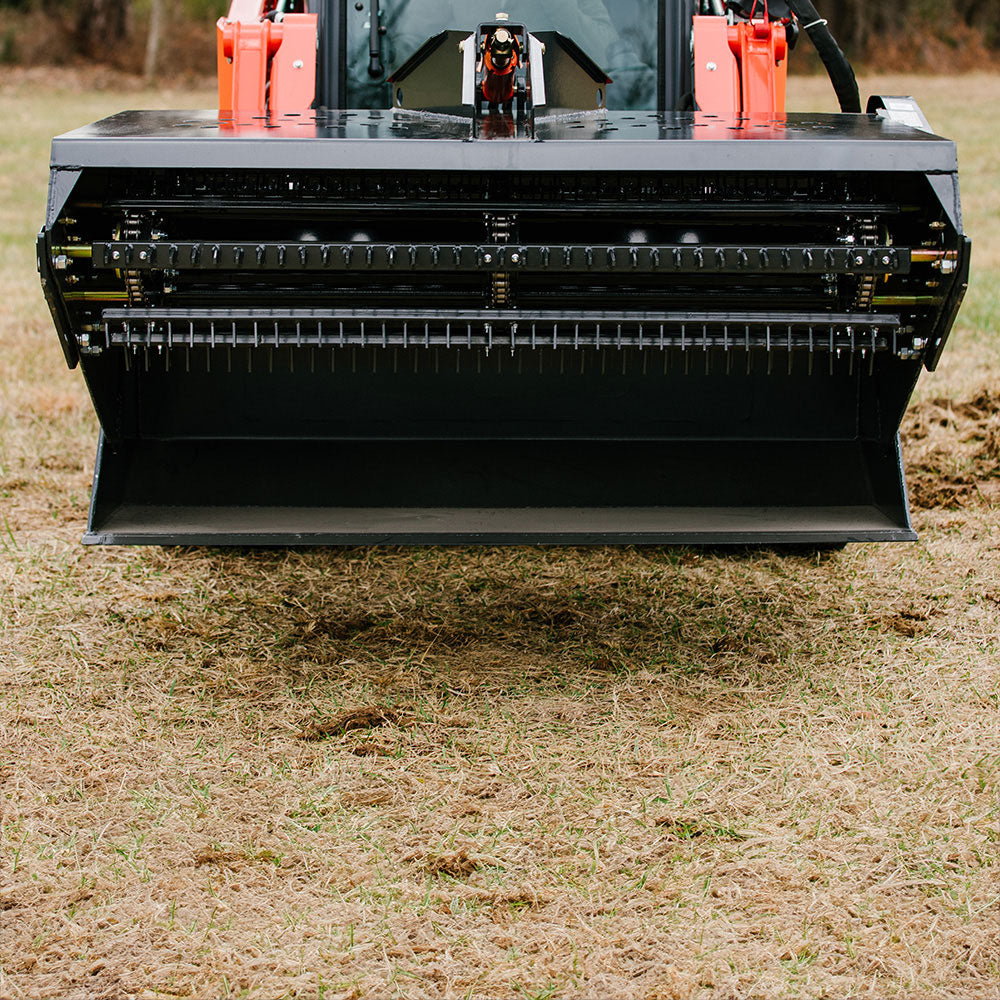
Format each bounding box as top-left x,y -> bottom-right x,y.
1,71 -> 999,1000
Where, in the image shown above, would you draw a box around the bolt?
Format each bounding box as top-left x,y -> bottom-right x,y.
706,61 -> 717,71
855,255 -> 865,265
882,255 -> 891,265
112,251 -> 121,261
53,255 -> 69,270
484,253 -> 493,264
913,337 -> 927,350
78,333 -> 90,348
139,251 -> 148,261
510,253 -> 521,264
293,59 -> 304,69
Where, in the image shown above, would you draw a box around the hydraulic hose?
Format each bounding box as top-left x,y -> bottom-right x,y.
785,0 -> 861,113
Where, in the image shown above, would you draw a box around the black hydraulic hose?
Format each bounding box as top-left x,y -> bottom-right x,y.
785,0 -> 861,113
368,0 -> 384,78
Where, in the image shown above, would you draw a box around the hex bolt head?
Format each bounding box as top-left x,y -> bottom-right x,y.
112,251 -> 121,261
706,62 -> 717,71
293,59 -> 304,69
510,253 -> 521,264
484,253 -> 493,264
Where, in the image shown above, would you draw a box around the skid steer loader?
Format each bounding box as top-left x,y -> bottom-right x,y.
38,0 -> 970,545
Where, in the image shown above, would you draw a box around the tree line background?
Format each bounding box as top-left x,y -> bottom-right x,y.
1,0 -> 998,76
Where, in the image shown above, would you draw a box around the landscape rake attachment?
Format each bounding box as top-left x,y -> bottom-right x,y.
38,0 -> 970,545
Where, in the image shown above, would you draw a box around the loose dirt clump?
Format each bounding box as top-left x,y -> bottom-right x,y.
654,816 -> 748,842
426,848 -> 481,879
878,607 -> 939,638
300,705 -> 407,740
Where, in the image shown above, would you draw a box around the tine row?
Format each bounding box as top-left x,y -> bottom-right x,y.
93,241 -> 908,276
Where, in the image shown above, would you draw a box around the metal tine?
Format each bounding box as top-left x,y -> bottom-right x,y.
869,330 -> 877,376
787,325 -> 793,375
185,347 -> 191,373
808,326 -> 814,376
829,325 -> 835,375
745,324 -> 751,376
767,325 -> 773,376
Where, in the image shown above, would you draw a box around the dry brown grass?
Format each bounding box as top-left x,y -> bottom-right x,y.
1,75 -> 1000,1000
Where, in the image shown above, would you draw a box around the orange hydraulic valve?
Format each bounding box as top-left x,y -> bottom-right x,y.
217,1 -> 317,116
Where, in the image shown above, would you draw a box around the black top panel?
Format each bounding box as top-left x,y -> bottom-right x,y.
51,109 -> 958,174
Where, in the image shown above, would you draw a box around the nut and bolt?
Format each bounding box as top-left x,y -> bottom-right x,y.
706,62 -> 717,71
483,253 -> 493,264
